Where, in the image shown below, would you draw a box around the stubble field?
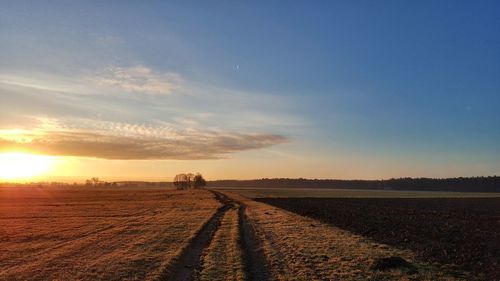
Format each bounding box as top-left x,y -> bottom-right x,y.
0,186 -> 221,280
0,186 -> 489,281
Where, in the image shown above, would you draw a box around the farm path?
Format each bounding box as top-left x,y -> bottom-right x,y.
159,192 -> 231,281
236,200 -> 272,281
160,191 -> 270,281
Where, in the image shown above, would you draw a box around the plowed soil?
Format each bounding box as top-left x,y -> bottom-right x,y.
256,197 -> 500,280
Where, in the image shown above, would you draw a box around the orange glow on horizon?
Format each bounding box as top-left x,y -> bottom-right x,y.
0,152 -> 56,181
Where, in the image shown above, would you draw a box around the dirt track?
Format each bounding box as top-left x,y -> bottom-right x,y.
159,191 -> 270,281
236,199 -> 271,281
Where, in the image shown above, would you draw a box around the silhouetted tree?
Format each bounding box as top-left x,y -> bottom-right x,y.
91,177 -> 100,186
186,173 -> 194,188
85,177 -> 101,186
193,173 -> 207,189
174,173 -> 206,189
174,173 -> 189,190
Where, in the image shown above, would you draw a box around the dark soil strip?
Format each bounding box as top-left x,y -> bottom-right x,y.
237,204 -> 271,281
257,197 -> 500,280
158,192 -> 231,281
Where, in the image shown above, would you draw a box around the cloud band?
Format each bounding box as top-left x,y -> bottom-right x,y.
0,129 -> 288,160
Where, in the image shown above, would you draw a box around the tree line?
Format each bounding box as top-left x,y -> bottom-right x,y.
209,176 -> 500,192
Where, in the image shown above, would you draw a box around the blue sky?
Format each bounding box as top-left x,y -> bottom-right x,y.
1,1 -> 499,180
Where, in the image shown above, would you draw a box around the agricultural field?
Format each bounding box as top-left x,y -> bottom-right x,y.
231,192 -> 475,280
256,197 -> 500,280
0,185 -> 493,280
214,187 -> 500,198
0,186 -> 221,280
2,1 -> 498,281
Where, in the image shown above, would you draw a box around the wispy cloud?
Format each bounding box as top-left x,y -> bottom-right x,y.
0,65 -> 182,96
93,65 -> 182,95
0,67 -> 303,131
0,118 -> 288,159
0,73 -> 84,94
0,62 -> 300,160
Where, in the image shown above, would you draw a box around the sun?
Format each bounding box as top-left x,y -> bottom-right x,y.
0,152 -> 55,181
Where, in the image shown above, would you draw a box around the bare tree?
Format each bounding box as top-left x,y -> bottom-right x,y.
173,173 -> 206,189
174,173 -> 189,189
91,177 -> 100,186
186,173 -> 194,188
193,173 -> 207,189
85,177 -> 101,186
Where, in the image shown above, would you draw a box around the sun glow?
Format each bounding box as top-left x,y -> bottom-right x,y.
0,152 -> 55,180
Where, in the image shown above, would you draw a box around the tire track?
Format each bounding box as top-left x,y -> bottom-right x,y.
158,192 -> 231,281
238,203 -> 271,281
157,191 -> 271,281
213,191 -> 271,281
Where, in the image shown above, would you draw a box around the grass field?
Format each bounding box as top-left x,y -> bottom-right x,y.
0,186 -> 221,281
213,187 -> 500,198
0,185 -> 486,280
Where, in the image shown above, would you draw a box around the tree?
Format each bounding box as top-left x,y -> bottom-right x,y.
174,173 -> 189,190
91,177 -> 100,186
85,177 -> 101,186
186,173 -> 195,188
193,173 -> 207,189
173,173 -> 206,189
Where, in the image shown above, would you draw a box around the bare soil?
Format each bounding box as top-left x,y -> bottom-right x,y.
256,197 -> 500,280
235,199 -> 272,281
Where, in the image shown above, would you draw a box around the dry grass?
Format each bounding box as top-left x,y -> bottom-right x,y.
0,186 -> 472,281
0,186 -> 220,281
223,192 -> 468,281
196,204 -> 245,281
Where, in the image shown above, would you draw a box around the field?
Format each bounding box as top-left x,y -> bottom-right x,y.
257,197 -> 500,280
214,187 -> 500,198
1,185 -> 494,280
0,186 -> 221,280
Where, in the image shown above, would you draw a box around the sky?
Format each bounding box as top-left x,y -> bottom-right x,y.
1,1 -> 499,181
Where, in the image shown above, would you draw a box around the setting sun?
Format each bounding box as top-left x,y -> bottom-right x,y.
0,152 -> 55,180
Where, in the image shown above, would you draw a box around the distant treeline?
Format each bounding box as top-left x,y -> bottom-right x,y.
0,181 -> 175,188
2,177 -> 499,192
106,181 -> 174,187
209,176 -> 500,192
